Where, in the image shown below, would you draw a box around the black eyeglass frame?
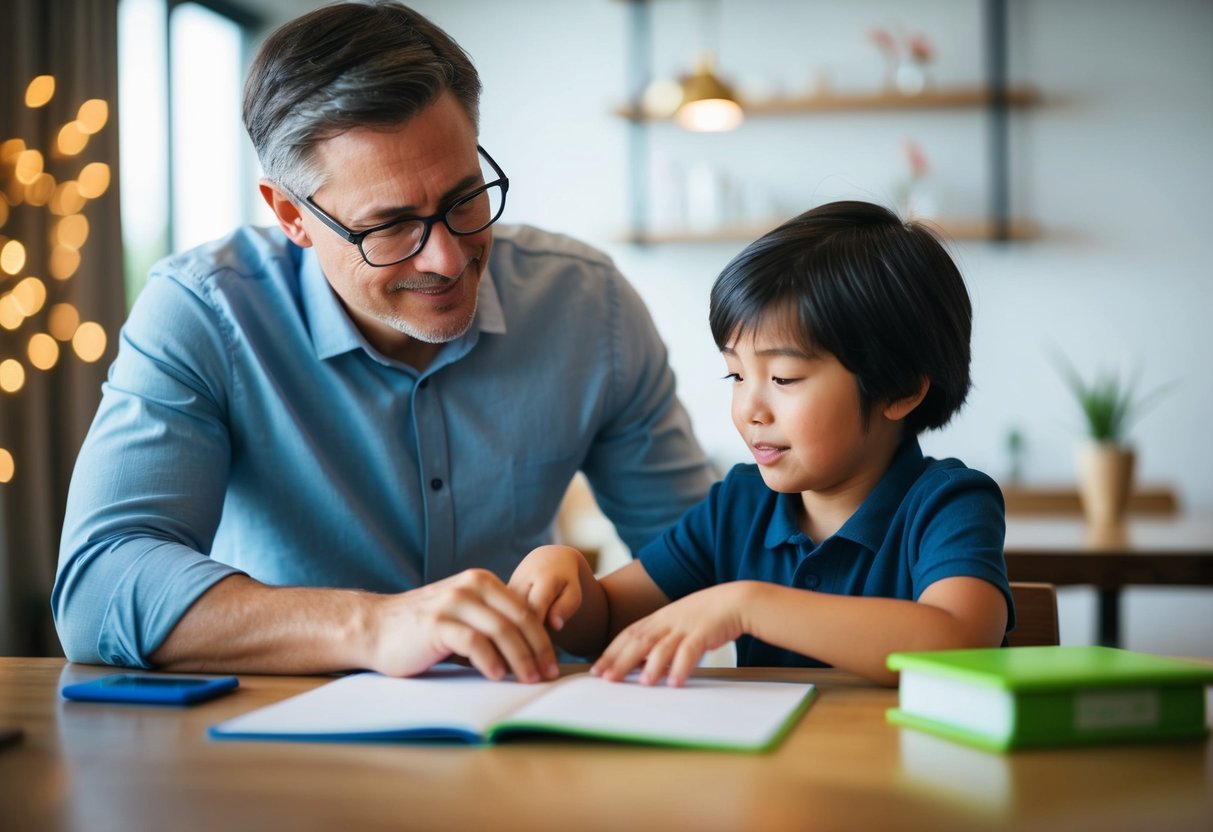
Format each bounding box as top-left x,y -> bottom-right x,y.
300,145 -> 509,268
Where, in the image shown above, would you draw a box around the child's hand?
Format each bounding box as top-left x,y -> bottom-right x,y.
591,583 -> 748,687
508,545 -> 590,632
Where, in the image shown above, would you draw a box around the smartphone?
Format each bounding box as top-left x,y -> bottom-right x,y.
61,673 -> 239,706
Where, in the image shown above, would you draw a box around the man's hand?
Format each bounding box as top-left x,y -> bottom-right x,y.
368,569 -> 560,683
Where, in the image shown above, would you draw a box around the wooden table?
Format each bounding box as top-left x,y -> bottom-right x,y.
1005,514 -> 1213,647
1,659 -> 1210,831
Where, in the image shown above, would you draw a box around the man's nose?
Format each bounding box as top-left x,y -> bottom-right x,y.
410,222 -> 467,278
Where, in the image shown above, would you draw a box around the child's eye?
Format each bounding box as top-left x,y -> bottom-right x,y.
772,376 -> 800,386
722,372 -> 742,383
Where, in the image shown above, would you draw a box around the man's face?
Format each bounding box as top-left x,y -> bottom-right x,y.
282,91 -> 492,366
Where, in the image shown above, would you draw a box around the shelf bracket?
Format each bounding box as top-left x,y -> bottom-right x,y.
986,0 -> 1011,242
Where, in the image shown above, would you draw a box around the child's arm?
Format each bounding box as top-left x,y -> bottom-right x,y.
592,576 -> 1007,687
509,547 -> 670,658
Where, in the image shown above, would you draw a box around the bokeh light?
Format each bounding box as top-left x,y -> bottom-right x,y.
57,122 -> 90,156
24,75 -> 55,108
26,172 -> 56,206
77,99 -> 109,134
48,303 -> 81,341
28,332 -> 61,370
14,149 -> 45,185
55,214 -> 90,250
72,322 -> 108,363
12,276 -> 47,316
0,359 -> 25,393
0,295 -> 24,330
49,245 -> 81,280
76,162 -> 110,198
0,448 -> 14,483
1,239 -> 27,274
0,139 -> 26,163
49,181 -> 85,216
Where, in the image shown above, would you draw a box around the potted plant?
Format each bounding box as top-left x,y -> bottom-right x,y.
1053,354 -> 1174,525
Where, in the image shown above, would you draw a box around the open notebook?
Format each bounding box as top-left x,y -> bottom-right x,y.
210,665 -> 816,753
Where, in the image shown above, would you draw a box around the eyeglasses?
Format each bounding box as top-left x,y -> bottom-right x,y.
301,145 -> 509,268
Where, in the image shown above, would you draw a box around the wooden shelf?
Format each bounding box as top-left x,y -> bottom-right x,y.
619,216 -> 1040,245
1001,484 -> 1179,516
615,85 -> 1040,122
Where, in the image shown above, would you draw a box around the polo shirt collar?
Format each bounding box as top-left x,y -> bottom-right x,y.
300,249 -> 507,362
835,437 -> 927,551
764,493 -> 809,549
761,437 -> 927,551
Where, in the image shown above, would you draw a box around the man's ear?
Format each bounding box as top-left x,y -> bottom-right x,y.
259,179 -> 313,248
883,377 -> 930,422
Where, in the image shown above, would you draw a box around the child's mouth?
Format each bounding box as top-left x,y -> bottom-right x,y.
750,444 -> 787,466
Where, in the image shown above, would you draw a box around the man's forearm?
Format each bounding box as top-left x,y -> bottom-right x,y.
149,574 -> 379,674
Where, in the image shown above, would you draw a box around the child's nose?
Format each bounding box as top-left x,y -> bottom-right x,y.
737,387 -> 772,425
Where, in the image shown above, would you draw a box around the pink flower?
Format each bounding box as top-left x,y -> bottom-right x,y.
869,27 -> 897,56
907,34 -> 933,64
904,139 -> 929,179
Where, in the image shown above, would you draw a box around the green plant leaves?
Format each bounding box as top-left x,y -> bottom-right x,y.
1051,352 -> 1176,443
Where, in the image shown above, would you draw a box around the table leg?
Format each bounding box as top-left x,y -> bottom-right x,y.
1097,588 -> 1121,647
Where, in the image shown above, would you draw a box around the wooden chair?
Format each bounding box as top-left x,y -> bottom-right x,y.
1007,581 -> 1060,647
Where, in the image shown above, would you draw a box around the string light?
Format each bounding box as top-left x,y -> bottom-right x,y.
1,74 -> 111,483
47,303 -> 80,340
24,76 -> 55,108
72,321 -> 107,362
0,359 -> 23,393
1,240 -> 26,274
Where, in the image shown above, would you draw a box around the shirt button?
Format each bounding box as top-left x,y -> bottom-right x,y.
430,478 -> 443,491
804,574 -> 820,589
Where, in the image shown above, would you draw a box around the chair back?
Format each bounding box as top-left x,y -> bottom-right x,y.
1007,581 -> 1060,647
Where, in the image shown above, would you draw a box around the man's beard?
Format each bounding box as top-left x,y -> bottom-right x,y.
383,273 -> 478,344
383,299 -> 478,344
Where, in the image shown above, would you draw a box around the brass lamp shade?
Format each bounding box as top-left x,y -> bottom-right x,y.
675,54 -> 743,132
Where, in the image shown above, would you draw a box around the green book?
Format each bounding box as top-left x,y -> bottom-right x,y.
886,645 -> 1213,752
210,665 -> 816,753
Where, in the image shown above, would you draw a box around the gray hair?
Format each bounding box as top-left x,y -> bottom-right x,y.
242,1 -> 481,199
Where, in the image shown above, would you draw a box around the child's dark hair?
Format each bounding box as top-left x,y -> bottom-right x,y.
709,201 -> 972,434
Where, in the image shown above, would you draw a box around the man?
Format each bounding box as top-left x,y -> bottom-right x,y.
52,1 -> 714,682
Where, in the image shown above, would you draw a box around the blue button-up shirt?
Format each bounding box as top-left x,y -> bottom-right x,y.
639,438 -> 1012,667
54,224 -> 715,666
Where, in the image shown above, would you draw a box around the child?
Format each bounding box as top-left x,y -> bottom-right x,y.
509,201 -> 1012,686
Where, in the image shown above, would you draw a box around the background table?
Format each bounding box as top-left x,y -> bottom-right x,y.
1004,514 -> 1213,647
1,659 -> 1210,831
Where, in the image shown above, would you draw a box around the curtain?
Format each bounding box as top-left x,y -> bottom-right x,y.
0,0 -> 125,656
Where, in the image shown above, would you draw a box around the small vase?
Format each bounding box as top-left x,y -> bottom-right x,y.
895,61 -> 930,96
1076,441 -> 1135,527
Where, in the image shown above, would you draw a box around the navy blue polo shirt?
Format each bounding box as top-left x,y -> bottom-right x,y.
637,438 -> 1013,668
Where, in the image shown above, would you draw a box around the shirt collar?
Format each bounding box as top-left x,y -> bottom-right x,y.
761,436 -> 927,551
300,248 -> 507,363
835,437 -> 927,551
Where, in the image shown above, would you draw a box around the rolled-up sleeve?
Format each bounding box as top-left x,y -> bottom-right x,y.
52,271 -> 242,666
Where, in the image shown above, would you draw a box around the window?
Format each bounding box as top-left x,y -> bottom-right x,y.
118,0 -> 262,305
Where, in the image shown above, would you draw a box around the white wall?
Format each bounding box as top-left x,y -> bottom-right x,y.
283,0 -> 1213,655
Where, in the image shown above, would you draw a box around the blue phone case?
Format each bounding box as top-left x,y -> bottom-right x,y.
61,674 -> 239,705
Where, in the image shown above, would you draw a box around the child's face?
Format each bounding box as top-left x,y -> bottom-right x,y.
722,322 -> 904,500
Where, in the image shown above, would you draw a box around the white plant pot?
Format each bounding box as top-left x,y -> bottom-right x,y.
1076,441 -> 1136,526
